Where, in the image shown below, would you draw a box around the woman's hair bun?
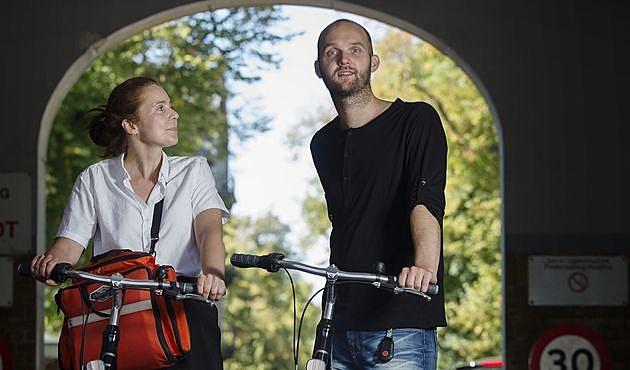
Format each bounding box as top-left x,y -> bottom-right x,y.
88,105 -> 116,147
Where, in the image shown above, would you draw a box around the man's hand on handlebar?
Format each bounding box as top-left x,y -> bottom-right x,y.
197,271 -> 226,301
398,266 -> 436,294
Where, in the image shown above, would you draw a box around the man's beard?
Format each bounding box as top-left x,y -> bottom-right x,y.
322,67 -> 372,101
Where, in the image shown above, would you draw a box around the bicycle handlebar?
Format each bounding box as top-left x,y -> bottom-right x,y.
18,262 -> 73,284
17,263 -> 212,304
231,253 -> 438,301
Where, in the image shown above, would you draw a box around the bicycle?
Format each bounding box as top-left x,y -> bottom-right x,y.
18,262 -> 212,370
230,252 -> 439,370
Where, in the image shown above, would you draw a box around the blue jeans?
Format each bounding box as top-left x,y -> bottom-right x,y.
330,328 -> 437,370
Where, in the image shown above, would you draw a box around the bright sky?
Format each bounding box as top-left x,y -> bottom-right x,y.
228,6 -> 388,261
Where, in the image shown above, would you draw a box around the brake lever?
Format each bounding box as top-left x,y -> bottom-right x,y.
159,286 -> 215,305
372,282 -> 432,302
394,286 -> 431,301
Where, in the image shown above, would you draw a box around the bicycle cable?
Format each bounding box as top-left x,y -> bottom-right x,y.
282,267 -> 298,368
292,279 -> 375,369
295,285 -> 324,369
80,303 -> 93,369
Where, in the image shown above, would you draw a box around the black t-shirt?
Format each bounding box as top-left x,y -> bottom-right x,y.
310,99 -> 447,330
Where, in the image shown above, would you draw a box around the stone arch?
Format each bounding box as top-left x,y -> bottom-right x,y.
35,1 -> 504,367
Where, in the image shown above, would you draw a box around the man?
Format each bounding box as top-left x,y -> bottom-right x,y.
310,19 -> 447,369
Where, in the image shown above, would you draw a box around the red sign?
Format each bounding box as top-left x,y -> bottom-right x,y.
529,324 -> 611,370
0,338 -> 13,370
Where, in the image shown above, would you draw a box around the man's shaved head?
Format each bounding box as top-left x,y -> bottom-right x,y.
317,19 -> 374,58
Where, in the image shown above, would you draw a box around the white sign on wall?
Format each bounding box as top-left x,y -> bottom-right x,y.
0,173 -> 31,254
529,255 -> 628,306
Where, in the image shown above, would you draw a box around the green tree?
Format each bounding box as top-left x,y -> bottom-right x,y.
223,214 -> 319,369
44,6 -> 294,336
299,29 -> 502,368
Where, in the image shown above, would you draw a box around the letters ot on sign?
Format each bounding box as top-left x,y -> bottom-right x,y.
0,173 -> 31,254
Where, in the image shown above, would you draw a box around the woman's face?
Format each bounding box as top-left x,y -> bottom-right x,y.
129,84 -> 179,149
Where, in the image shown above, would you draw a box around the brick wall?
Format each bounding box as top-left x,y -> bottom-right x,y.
506,252 -> 630,369
1,256 -> 37,369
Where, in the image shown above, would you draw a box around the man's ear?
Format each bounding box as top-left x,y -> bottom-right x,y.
314,60 -> 322,79
121,119 -> 137,135
370,54 -> 380,73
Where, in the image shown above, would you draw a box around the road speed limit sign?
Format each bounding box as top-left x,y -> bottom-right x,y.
529,324 -> 611,370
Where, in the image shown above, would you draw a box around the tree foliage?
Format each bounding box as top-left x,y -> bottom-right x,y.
300,29 -> 502,368
222,214 -> 319,369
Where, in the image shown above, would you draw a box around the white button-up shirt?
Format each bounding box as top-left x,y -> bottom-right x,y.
57,152 -> 229,277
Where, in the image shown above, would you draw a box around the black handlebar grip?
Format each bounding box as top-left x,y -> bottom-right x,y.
230,253 -> 285,272
49,263 -> 72,284
179,282 -> 199,294
17,263 -> 32,276
230,254 -> 262,269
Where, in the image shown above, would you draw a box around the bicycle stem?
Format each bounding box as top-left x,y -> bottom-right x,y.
98,273 -> 124,370
308,265 -> 341,369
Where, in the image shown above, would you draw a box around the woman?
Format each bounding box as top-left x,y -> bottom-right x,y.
30,76 -> 228,369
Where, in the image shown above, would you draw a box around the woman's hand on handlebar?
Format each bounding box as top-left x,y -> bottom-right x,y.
398,265 -> 436,293
30,237 -> 84,285
197,271 -> 226,301
31,254 -> 64,285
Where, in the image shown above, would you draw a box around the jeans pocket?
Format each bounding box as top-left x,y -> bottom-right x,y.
393,329 -> 437,368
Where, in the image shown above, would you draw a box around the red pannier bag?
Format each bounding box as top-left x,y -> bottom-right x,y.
55,249 -> 191,370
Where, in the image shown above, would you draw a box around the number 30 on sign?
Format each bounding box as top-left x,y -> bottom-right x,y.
529,324 -> 611,370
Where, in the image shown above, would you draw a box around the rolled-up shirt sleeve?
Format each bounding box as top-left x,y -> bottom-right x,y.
191,157 -> 230,224
405,103 -> 448,223
56,171 -> 97,248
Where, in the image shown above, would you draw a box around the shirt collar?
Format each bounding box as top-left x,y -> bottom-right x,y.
116,151 -> 170,185
157,151 -> 169,185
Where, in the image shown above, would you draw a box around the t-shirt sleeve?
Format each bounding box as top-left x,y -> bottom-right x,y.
191,158 -> 230,224
56,170 -> 97,248
405,103 -> 448,223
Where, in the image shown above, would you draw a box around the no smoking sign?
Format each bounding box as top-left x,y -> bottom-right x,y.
529,325 -> 611,370
568,272 -> 588,293
529,256 -> 628,306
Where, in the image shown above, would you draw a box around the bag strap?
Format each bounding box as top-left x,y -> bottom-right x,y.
150,198 -> 165,256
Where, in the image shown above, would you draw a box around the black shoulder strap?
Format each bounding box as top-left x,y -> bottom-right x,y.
149,198 -> 165,255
